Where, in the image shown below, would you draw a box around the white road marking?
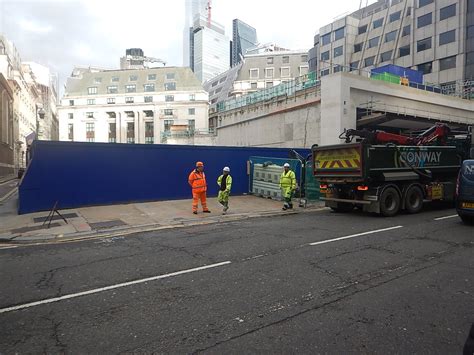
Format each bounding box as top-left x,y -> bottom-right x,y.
434,215 -> 458,221
0,261 -> 231,314
0,246 -> 18,250
309,226 -> 403,246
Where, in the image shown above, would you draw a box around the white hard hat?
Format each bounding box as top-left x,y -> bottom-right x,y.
223,166 -> 230,172
283,163 -> 290,167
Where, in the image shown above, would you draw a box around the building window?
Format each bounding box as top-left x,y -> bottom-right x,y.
166,73 -> 175,80
125,97 -> 134,103
107,86 -> 118,94
281,67 -> 290,77
88,87 -> 97,95
87,99 -> 95,105
250,82 -> 257,89
320,69 -> 330,77
69,100 -> 74,106
407,6 -> 412,16
301,55 -> 308,62
165,95 -> 174,102
108,123 -> 116,143
321,33 -> 331,45
417,61 -> 433,74
380,50 -> 393,62
107,98 -> 116,104
334,46 -> 343,58
188,119 -> 195,134
189,94 -> 195,101
111,76 -> 119,82
467,52 -> 474,65
265,68 -> 274,78
354,43 -> 363,53
282,56 -> 290,64
358,24 -> 368,35
164,120 -> 173,132
418,0 -> 433,7
164,109 -> 173,116
402,25 -> 411,37
86,112 -> 94,118
125,84 -> 136,93
468,26 -> 474,39
148,74 -> 156,81
126,122 -> 135,143
389,11 -> 401,22
94,77 -> 102,84
470,0 -> 474,12
373,18 -> 383,29
364,56 -> 375,67
299,66 -> 309,75
188,108 -> 195,115
68,123 -> 74,140
68,113 -> 74,119
86,122 -> 95,142
440,4 -> 456,20
266,81 -> 274,88
399,45 -> 410,57
129,75 -> 138,81
249,69 -> 259,79
439,56 -> 456,71
144,83 -> 155,92
368,36 -> 379,48
144,96 -> 153,103
439,30 -> 456,45
350,61 -> 359,71
321,51 -> 330,61
267,57 -> 274,64
164,82 -> 176,91
417,13 -> 432,28
145,122 -> 154,144
385,30 -> 397,42
333,65 -> 343,73
334,27 -> 345,41
417,37 -> 432,52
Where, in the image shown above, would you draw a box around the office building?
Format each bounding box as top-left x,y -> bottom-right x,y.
191,15 -> 230,83
58,66 -> 209,144
309,0 -> 473,89
231,19 -> 258,66
183,0 -> 208,67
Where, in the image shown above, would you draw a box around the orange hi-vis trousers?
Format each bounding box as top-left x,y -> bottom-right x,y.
192,191 -> 209,212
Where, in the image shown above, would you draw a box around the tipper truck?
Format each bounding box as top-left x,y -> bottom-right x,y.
312,124 -> 473,217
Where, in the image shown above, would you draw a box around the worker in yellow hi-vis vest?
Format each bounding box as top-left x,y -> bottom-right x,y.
217,167 -> 232,214
280,163 -> 297,210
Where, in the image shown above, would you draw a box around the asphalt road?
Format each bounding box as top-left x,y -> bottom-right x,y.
0,206 -> 473,354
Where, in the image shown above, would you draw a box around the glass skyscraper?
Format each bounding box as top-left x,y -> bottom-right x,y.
183,0 -> 208,67
231,19 -> 258,67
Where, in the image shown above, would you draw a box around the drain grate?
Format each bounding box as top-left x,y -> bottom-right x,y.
33,213 -> 79,223
89,219 -> 127,230
11,223 -> 62,234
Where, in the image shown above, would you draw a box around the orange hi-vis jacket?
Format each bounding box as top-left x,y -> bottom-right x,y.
188,170 -> 207,193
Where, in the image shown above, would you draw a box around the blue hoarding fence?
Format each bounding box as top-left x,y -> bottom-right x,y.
18,141 -> 310,214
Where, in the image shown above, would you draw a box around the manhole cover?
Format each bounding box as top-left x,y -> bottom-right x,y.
33,213 -> 79,223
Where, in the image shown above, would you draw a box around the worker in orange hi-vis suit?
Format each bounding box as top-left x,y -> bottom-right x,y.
188,161 -> 211,215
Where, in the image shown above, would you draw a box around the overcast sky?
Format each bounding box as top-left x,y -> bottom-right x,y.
0,0 -> 373,91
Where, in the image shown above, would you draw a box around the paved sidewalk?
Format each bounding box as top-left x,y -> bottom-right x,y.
0,195 -> 324,245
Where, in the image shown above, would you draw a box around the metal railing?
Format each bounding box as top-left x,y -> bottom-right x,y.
216,71 -> 319,113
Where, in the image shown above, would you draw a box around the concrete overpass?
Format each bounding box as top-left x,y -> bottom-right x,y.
215,72 -> 474,147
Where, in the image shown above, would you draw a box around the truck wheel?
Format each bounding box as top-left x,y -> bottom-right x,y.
331,203 -> 354,213
380,187 -> 400,217
405,186 -> 423,214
